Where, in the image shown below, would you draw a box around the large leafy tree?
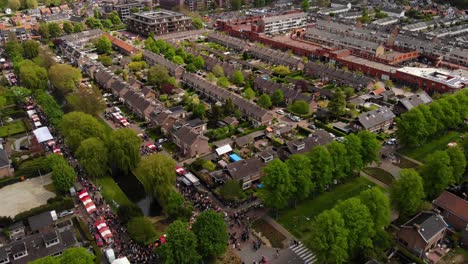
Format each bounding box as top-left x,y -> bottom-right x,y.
357,131 -> 380,166
327,141 -> 350,180
35,90 -> 63,126
286,154 -> 313,202
165,190 -> 192,220
66,84 -> 105,116
22,40 -> 40,59
127,217 -> 157,245
49,64 -> 82,94
47,22 -> 62,38
461,133 -> 468,160
308,146 -> 333,191
421,151 -> 454,199
396,108 -> 428,147
328,88 -> 347,117
59,247 -> 94,264
134,154 -> 176,199
260,159 -> 295,210
108,128 -> 141,175
257,93 -> 272,109
343,134 -> 363,173
446,146 -> 466,184
18,60 -> 48,90
231,70 -> 244,86
48,154 -> 77,194
289,100 -> 309,115
158,220 -> 200,264
192,210 -> 228,258
148,65 -> 170,87
76,137 -> 108,180
271,89 -> 284,106
309,209 -> 349,264
62,21 -> 73,34
95,36 -> 112,54
359,187 -> 390,230
59,112 -> 106,152
391,169 -> 425,218
335,198 -> 375,256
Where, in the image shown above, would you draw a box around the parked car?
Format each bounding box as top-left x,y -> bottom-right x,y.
58,209 -> 74,218
157,138 -> 168,144
276,109 -> 285,115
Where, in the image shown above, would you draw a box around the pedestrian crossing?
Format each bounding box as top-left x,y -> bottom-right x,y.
289,242 -> 317,264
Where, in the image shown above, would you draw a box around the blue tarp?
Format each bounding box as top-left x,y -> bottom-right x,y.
229,154 -> 242,162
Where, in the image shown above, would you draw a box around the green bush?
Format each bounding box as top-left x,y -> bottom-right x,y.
127,217 -> 158,245
14,197 -> 74,221
15,156 -> 52,178
117,204 -> 143,224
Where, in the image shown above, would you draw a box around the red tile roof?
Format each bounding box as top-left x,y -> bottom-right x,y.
433,191 -> 468,221
103,33 -> 140,55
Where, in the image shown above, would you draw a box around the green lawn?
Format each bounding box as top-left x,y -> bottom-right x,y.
96,176 -> 132,208
362,167 -> 395,185
98,117 -> 114,134
399,131 -> 461,162
0,120 -> 26,137
277,177 -> 377,239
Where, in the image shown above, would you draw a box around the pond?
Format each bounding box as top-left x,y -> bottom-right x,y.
114,173 -> 163,217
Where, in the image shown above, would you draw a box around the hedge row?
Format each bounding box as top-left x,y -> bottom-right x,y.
14,197 -> 74,221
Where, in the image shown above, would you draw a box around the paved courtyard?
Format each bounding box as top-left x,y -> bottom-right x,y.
0,174 -> 55,217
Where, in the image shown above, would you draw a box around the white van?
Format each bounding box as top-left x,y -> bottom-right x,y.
184,172 -> 200,186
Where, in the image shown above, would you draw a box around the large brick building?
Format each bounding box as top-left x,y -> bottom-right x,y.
126,10 -> 192,37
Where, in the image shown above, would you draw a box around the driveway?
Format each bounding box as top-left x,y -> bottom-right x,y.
0,174 -> 55,217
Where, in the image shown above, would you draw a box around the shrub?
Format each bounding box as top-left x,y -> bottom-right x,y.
127,217 -> 158,245
14,197 -> 74,221
117,204 -> 143,224
14,156 -> 51,178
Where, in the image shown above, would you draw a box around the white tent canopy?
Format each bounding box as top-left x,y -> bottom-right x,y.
26,110 -> 37,118
215,144 -> 232,156
33,127 -> 53,143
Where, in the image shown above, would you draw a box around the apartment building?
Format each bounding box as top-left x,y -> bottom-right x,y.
184,0 -> 213,11
113,2 -> 146,23
259,12 -> 307,35
126,10 -> 192,37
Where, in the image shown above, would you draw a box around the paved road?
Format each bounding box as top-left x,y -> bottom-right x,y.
288,242 -> 317,264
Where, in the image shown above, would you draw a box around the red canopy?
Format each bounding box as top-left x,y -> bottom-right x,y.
175,166 -> 186,175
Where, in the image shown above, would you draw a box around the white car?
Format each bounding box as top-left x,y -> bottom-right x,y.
276,109 -> 285,115
158,138 -> 168,144
58,209 -> 74,218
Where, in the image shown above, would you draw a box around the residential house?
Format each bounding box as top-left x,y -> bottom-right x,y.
234,131 -> 265,148
433,191 -> 468,231
143,50 -> 185,79
396,211 -> 448,259
0,145 -> 11,178
304,62 -> 374,90
149,110 -> 179,135
103,33 -> 140,55
123,90 -> 156,120
27,211 -> 55,233
279,129 -> 334,159
110,77 -> 130,98
352,106 -> 396,132
172,126 -> 211,158
184,118 -> 206,134
9,222 -> 25,240
393,91 -> 433,115
226,158 -> 266,189
254,77 -> 301,105
207,32 -> 248,51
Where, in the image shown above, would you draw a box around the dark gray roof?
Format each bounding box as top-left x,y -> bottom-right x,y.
42,230 -> 58,243
11,242 -> 26,255
186,118 -> 205,128
403,211 -> 448,242
0,147 -> 9,168
304,62 -> 374,89
174,126 -> 206,146
398,91 -> 432,111
9,222 -> 25,231
234,131 -> 265,147
28,211 -> 54,231
0,247 -> 7,261
286,129 -> 334,155
356,106 -> 395,130
226,158 -> 265,181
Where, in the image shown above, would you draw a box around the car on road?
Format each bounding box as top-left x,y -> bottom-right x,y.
157,138 -> 168,144
276,109 -> 285,115
58,209 -> 74,218
288,114 -> 301,122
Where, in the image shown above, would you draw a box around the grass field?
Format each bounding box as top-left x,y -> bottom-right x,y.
96,176 -> 132,208
362,167 -> 395,185
399,131 -> 461,162
277,177 -> 377,239
98,117 -> 114,134
0,120 -> 26,137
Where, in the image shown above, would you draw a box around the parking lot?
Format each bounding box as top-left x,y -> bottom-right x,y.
0,174 -> 55,217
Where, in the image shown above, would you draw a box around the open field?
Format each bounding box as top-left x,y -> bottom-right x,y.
399,131 -> 461,162
96,176 -> 132,208
0,120 -> 26,137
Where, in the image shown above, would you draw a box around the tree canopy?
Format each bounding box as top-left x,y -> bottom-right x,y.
35,90 -> 63,126
134,154 -> 176,200
260,159 -> 294,210
421,151 -> 454,199
59,112 -> 106,152
271,89 -> 284,106
76,137 -> 109,180
18,60 -> 48,90
358,187 -> 390,230
257,94 -> 272,109
231,70 -> 244,86
66,84 -> 105,116
288,100 -> 309,115
308,146 -> 333,191
148,65 -> 171,87
49,64 -> 82,94
391,169 -> 425,218
48,154 -> 77,194
127,217 -> 158,245
192,210 -> 228,258
158,220 -> 200,264
95,36 -> 112,54
108,128 -> 141,175
22,40 -> 39,59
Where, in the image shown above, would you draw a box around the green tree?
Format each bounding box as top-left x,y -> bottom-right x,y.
421,151 -> 454,199
193,55 -> 204,69
192,17 -> 204,29
158,220 -> 200,264
8,0 -> 21,10
148,65 -> 170,87
396,108 -> 428,147
108,129 -> 141,175
192,210 -> 228,258
391,169 -> 425,218
461,133 -> 468,160
301,0 -> 310,12
217,76 -> 230,88
73,23 -> 84,32
231,0 -> 241,10
286,154 -> 313,202
117,203 -> 143,224
357,131 -> 380,166
85,17 -> 102,29
127,217 -> 157,245
359,187 -> 390,230
288,100 -> 309,115
260,159 -> 295,210
344,134 -> 364,173
29,256 -> 60,264
329,89 -> 347,117
447,146 -> 466,184
22,40 -> 39,59
192,103 -> 206,119
272,65 -> 291,76
212,64 -> 224,77
47,22 -> 62,38
243,87 -> 255,100
231,70 -> 244,86
59,112 -> 106,152
35,90 -> 63,126
309,209 -> 349,264
128,61 -> 147,72
7,86 -> 31,105
335,198 -> 375,256
49,64 -> 82,94
95,36 -> 112,54
327,141 -> 350,180
271,89 -> 284,106
97,55 -> 113,66
165,190 -> 192,220
257,94 -> 272,109
172,55 -> 184,65
5,39 -> 24,61
308,146 -> 333,191
134,154 -> 176,200
48,154 -> 77,194
38,23 -> 50,39
223,97 -> 235,115
76,137 -> 108,180
109,11 -> 122,25
219,179 -> 242,201
18,60 -> 48,90
102,19 -> 113,28
59,247 -> 95,264
66,84 -> 105,116
62,21 -> 73,34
